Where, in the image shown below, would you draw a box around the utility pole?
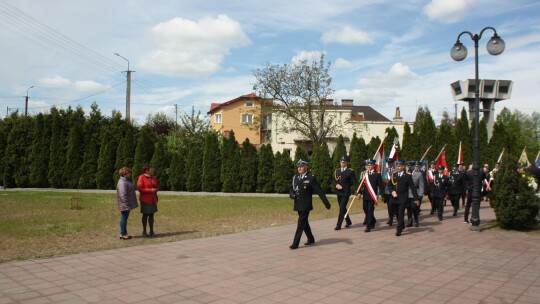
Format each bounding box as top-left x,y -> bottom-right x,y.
25,85 -> 34,116
454,101 -> 458,124
115,53 -> 134,121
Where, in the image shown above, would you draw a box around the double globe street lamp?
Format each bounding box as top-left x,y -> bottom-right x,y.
450,27 -> 505,231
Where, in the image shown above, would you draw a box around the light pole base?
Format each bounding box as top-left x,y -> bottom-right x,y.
469,225 -> 481,232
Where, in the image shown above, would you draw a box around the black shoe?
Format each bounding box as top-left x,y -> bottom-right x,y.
149,232 -> 155,237
304,240 -> 315,246
364,228 -> 371,233
345,222 -> 351,228
362,221 -> 367,225
388,222 -> 393,226
430,210 -> 435,215
289,245 -> 298,250
334,226 -> 341,230
406,220 -> 413,227
414,221 -> 419,227
142,232 -> 148,237
386,220 -> 391,224
396,231 -> 402,236
453,211 -> 457,216
438,216 -> 443,221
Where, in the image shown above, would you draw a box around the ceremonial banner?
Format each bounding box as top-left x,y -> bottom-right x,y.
374,143 -> 385,174
457,141 -> 464,164
388,137 -> 399,161
436,148 -> 448,175
518,147 -> 530,167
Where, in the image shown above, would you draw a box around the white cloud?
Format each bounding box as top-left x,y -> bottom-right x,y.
321,26 -> 374,44
140,15 -> 251,77
423,0 -> 478,24
334,58 -> 353,69
358,62 -> 418,88
291,50 -> 324,64
38,76 -> 110,92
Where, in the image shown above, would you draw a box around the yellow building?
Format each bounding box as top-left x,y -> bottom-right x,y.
207,93 -> 272,145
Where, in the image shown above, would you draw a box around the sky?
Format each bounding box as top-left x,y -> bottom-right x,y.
0,0 -> 539,124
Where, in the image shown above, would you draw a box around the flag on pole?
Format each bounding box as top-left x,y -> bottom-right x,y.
388,137 -> 399,161
496,148 -> 505,164
373,143 -> 385,174
457,141 -> 464,164
535,150 -> 539,166
518,147 -> 530,167
435,148 -> 448,175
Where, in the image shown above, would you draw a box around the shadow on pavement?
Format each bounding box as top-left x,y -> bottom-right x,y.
315,237 -> 353,246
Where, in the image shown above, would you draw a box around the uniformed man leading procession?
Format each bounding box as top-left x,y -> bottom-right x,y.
358,159 -> 384,232
289,160 -> 331,249
332,156 -> 357,230
432,165 -> 449,221
388,160 -> 420,236
448,163 -> 465,217
407,161 -> 425,227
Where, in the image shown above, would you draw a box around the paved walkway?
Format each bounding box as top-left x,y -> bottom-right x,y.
1,204 -> 539,304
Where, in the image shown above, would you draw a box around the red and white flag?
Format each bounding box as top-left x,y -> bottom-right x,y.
436,148 -> 448,175
457,141 -> 464,164
388,137 -> 399,161
374,144 -> 385,174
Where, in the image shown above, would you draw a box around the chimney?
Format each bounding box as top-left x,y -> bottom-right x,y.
341,99 -> 353,107
393,107 -> 403,122
323,99 -> 334,106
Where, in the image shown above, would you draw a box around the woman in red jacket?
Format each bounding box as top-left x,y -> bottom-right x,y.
137,164 -> 159,237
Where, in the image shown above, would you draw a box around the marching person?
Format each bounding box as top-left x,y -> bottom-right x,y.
448,164 -> 466,217
482,164 -> 492,202
407,161 -> 425,227
427,161 -> 437,214
432,165 -> 449,221
459,163 -> 467,207
332,156 -> 357,230
358,159 -> 384,232
137,164 -> 159,237
388,160 -> 420,236
288,160 -> 331,249
383,158 -> 396,226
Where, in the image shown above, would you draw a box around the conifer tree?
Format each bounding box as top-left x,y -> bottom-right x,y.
6,115 -> 33,187
114,137 -> 127,182
293,146 -> 308,164
48,108 -> 68,188
273,150 -> 294,193
151,137 -> 170,190
492,159 -> 540,230
454,108 -> 471,164
310,142 -> 332,192
257,144 -> 274,193
400,122 -> 413,161
79,103 -> 103,189
29,113 -> 51,187
414,106 -> 437,161
202,132 -> 222,192
221,130 -> 241,192
486,121 -> 508,165
367,136 -> 381,160
331,134 -> 347,169
63,107 -> 86,188
436,111 -> 456,165
96,125 -> 117,189
185,144 -> 203,192
133,126 -> 155,182
168,150 -> 185,191
239,138 -> 258,192
349,132 -> 367,170
383,127 -> 399,156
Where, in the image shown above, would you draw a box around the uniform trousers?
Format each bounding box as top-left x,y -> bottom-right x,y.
449,194 -> 461,212
362,199 -> 376,228
428,193 -> 435,213
391,202 -> 406,231
406,196 -> 422,224
336,194 -> 352,227
464,194 -> 473,222
433,197 -> 444,218
293,211 -> 314,246
383,194 -> 395,224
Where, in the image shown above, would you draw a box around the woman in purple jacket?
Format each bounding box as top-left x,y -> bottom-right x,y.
116,167 -> 138,239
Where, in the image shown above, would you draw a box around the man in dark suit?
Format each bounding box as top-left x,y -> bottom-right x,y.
432,165 -> 449,221
359,159 -> 384,232
289,160 -> 331,249
383,158 -> 396,225
332,156 -> 358,230
448,163 -> 465,217
427,161 -> 437,214
463,164 -> 485,223
407,161 -> 425,227
388,160 -> 420,236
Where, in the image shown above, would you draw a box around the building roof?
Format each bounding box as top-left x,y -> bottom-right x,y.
207,93 -> 261,114
344,106 -> 390,122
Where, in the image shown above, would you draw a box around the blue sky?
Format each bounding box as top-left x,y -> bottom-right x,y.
1,0 -> 539,124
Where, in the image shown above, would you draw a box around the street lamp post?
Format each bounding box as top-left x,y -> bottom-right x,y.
450,27 -> 505,231
115,52 -> 132,121
25,85 -> 34,116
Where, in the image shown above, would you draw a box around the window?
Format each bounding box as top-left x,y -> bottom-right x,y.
214,113 -> 222,123
262,115 -> 272,129
241,113 -> 253,124
245,102 -> 253,107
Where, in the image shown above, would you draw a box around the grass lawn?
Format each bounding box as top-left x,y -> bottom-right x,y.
0,191 -> 378,263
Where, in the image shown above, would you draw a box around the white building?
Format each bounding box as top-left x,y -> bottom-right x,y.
271,99 -> 410,156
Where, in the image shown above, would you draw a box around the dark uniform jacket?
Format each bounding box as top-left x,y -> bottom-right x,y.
359,170 -> 384,200
388,171 -> 419,204
465,169 -> 486,191
431,173 -> 449,198
289,172 -> 331,212
448,170 -> 465,195
332,167 -> 358,196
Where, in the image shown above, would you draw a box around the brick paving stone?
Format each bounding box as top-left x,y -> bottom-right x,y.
0,204 -> 539,303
